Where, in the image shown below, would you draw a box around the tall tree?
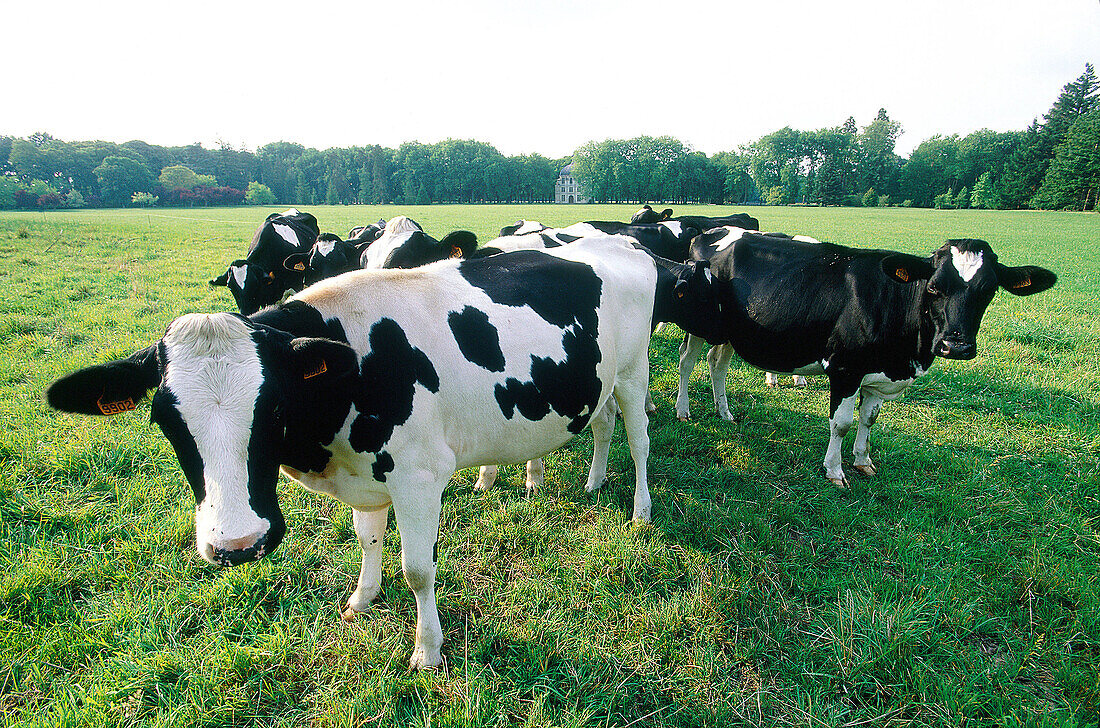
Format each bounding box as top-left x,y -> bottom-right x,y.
1031,110 -> 1100,210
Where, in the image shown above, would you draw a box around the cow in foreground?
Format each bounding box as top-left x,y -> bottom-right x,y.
46,236 -> 659,669
676,227 -> 1056,486
210,209 -> 320,315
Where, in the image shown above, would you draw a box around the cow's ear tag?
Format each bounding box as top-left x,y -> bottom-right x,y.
303,360 -> 327,380
676,289 -> 686,299
450,246 -> 463,259
97,395 -> 136,415
895,267 -> 910,282
293,262 -> 306,271
1012,275 -> 1032,290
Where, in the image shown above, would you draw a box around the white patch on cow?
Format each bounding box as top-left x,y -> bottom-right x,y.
514,220 -> 545,235
162,313 -> 269,560
793,234 -> 823,244
273,223 -> 302,248
385,216 -> 421,235
859,371 -> 914,400
950,246 -> 984,282
712,227 -> 751,251
316,239 -> 337,257
231,264 -> 247,290
280,208 -> 301,217
559,222 -> 600,238
659,221 -> 683,236
362,230 -> 417,269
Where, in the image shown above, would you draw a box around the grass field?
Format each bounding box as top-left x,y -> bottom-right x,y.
1,204 -> 1098,727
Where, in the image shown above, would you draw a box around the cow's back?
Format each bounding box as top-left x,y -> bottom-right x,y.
290,237 -> 654,472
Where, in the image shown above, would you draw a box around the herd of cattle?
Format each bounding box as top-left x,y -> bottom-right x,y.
46,205 -> 1057,668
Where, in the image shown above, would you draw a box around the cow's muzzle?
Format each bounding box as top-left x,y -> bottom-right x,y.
202,531 -> 272,566
936,338 -> 976,360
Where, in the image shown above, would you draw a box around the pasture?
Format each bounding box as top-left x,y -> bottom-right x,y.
1,205 -> 1098,727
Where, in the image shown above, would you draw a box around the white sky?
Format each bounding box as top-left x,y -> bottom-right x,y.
6,0 -> 1097,158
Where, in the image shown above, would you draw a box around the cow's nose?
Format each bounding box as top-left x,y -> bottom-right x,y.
204,531 -> 270,566
938,340 -> 976,360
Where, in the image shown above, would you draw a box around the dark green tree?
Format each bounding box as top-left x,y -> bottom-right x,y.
93,155 -> 155,207
1031,110 -> 1100,210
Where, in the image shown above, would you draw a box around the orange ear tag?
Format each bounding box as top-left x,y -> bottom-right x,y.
97,396 -> 136,415
294,262 -> 306,271
676,289 -> 685,298
895,268 -> 909,282
304,360 -> 327,380
1012,276 -> 1031,289
450,246 -> 463,259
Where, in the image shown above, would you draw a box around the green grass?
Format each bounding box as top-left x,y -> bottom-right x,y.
1,205 -> 1098,727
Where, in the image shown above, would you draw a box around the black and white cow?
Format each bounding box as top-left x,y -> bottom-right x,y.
630,205 -> 761,235
210,209 -> 320,316
360,216 -> 478,270
498,220 -> 548,237
283,233 -> 373,288
347,219 -> 387,243
676,227 -> 1057,486
46,235 -> 659,669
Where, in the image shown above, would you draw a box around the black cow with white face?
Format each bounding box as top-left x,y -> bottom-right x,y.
630,205 -> 761,235
46,235 -> 660,670
210,209 -> 320,316
347,219 -> 387,243
676,227 -> 1057,486
360,216 -> 477,269
282,233 -> 373,288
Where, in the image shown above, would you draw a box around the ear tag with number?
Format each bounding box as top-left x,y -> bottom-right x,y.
97,395 -> 136,415
1012,276 -> 1031,290
294,262 -> 306,271
895,268 -> 909,282
304,360 -> 327,380
450,246 -> 463,259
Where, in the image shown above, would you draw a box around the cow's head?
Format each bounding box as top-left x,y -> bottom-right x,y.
46,313 -> 359,566
283,234 -> 366,287
362,216 -> 478,269
882,239 -> 1056,359
211,260 -> 302,316
630,205 -> 674,224
347,219 -> 386,243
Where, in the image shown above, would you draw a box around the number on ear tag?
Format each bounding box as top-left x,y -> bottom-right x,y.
294,262 -> 306,271
304,361 -> 327,380
895,268 -> 909,282
1012,276 -> 1031,289
97,396 -> 136,415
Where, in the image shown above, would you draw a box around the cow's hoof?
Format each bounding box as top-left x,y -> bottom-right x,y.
766,382 -> 778,389
410,647 -> 442,670
677,415 -> 690,422
585,478 -> 607,493
340,606 -> 361,622
794,377 -> 808,388
853,463 -> 876,477
828,476 -> 850,489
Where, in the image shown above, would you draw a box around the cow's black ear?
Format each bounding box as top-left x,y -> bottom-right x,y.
881,254 -> 934,284
210,270 -> 229,286
283,252 -> 310,273
287,337 -> 359,384
441,231 -> 478,259
996,264 -> 1057,296
660,208 -> 674,221
46,345 -> 161,416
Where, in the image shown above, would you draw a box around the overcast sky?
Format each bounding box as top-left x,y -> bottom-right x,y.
6,0 -> 1097,158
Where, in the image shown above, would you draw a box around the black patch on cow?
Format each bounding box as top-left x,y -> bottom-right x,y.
460,251 -> 604,434
448,306 -> 505,372
252,300 -> 350,343
466,246 -> 504,259
372,451 -> 395,482
538,233 -> 562,248
433,540 -> 438,563
349,318 -> 440,454
554,233 -> 581,244
696,228 -> 731,249
149,386 -> 206,505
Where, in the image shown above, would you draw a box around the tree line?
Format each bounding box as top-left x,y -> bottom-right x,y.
1,65 -> 1096,212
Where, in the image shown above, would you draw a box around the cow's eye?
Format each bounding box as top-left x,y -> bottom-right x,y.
927,283 -> 940,295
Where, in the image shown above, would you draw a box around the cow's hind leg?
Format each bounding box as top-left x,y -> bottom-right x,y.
852,392 -> 884,477
676,334 -> 708,421
585,398 -> 617,494
525,458 -> 545,494
343,504 -> 390,619
615,370 -> 651,522
473,465 -> 498,491
707,343 -> 736,420
391,479 -> 448,669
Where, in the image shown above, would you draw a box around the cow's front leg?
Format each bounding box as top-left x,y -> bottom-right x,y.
343,504 -> 390,619
675,334 -> 708,421
706,343 -> 736,420
391,484 -> 446,669
852,392 -> 884,477
615,365 -> 652,522
824,377 -> 860,487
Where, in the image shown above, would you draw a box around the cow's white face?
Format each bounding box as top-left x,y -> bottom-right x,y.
47,312 -> 361,567
158,314 -> 274,564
